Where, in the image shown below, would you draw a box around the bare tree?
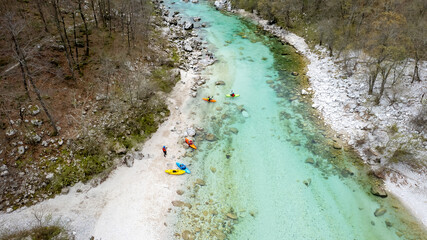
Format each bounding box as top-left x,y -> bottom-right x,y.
90,0 -> 98,28
50,0 -> 75,80
72,11 -> 80,69
78,0 -> 90,57
35,0 -> 49,33
2,12 -> 59,135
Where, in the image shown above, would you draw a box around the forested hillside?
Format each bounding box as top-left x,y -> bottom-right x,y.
0,0 -> 179,211
232,0 -> 425,95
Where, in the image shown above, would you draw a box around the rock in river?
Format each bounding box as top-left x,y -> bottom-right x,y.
182,230 -> 195,240
186,127 -> 196,137
226,212 -> 238,220
374,207 -> 387,217
370,184 -> 388,198
184,21 -> 194,30
195,178 -> 206,186
205,133 -> 217,141
229,128 -> 238,134
305,158 -> 315,164
172,200 -> 185,207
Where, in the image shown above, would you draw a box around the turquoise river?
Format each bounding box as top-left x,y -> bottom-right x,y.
164,1 -> 427,239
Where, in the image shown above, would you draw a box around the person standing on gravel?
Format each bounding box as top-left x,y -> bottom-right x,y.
162,146 -> 167,157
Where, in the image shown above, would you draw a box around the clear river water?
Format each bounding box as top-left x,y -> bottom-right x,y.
164,1 -> 427,239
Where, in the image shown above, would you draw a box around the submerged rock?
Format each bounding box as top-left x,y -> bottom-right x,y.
205,133 -> 217,141
340,168 -> 353,178
215,80 -> 225,85
332,142 -> 342,149
172,200 -> 185,207
182,230 -> 195,240
303,178 -> 312,187
195,178 -> 206,186
229,128 -> 238,134
305,158 -> 315,164
374,207 -> 387,217
210,229 -> 227,239
226,212 -> 238,220
241,110 -> 249,118
176,189 -> 184,195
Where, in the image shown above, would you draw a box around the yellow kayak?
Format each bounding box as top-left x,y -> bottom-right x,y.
165,169 -> 186,175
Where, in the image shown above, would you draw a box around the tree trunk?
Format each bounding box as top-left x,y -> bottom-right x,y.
90,0 -> 98,28
27,72 -> 59,136
12,35 -> 31,100
72,13 -> 80,70
36,0 -> 49,33
98,0 -> 107,28
127,15 -> 131,54
107,0 -> 112,37
60,14 -> 75,66
315,0 -> 322,11
78,0 -> 90,57
51,0 -> 75,80
18,60 -> 31,100
300,0 -> 306,15
368,66 -> 379,95
285,9 -> 291,28
412,53 -> 420,83
9,25 -> 58,135
376,65 -> 393,104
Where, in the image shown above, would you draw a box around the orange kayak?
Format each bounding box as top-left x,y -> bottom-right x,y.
185,138 -> 197,149
202,98 -> 216,102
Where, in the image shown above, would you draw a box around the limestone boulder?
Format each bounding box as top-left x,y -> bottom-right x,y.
370,184 -> 388,198
186,127 -> 196,137
184,21 -> 194,30
124,154 -> 134,167
113,142 -> 127,154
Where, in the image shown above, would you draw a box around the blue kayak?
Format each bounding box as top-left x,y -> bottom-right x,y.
176,162 -> 190,174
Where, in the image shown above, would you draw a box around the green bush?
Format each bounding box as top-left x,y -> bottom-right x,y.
81,155 -> 110,181
0,225 -> 65,240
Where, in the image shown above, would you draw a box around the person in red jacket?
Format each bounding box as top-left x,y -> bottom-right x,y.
162,146 -> 167,157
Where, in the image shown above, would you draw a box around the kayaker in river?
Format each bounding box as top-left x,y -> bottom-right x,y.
162,146 -> 167,157
207,96 -> 213,102
230,90 -> 235,97
188,140 -> 193,145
